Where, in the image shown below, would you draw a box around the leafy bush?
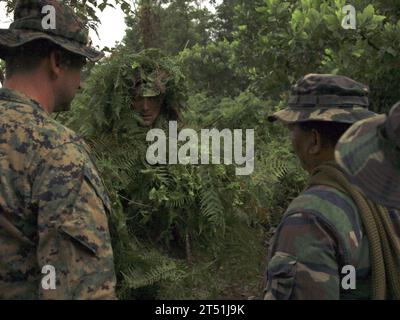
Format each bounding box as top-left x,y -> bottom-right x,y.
231,0 -> 400,112
63,48 -> 270,299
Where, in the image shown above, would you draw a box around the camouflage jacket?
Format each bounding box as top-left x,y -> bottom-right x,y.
264,183 -> 400,300
0,88 -> 116,299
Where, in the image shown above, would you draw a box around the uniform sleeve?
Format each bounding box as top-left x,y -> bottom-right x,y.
264,212 -> 340,300
31,142 -> 117,300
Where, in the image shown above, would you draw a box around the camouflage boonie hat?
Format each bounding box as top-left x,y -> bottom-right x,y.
133,74 -> 166,99
130,49 -> 171,99
0,0 -> 103,62
335,103 -> 400,209
268,74 -> 377,124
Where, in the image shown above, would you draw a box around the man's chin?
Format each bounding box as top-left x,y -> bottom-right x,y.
142,117 -> 154,127
54,105 -> 71,113
136,119 -> 152,127
54,99 -> 73,113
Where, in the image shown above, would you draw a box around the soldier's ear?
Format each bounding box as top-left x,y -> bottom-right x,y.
308,129 -> 323,155
48,50 -> 63,80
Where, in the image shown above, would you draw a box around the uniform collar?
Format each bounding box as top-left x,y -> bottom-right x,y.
0,87 -> 46,113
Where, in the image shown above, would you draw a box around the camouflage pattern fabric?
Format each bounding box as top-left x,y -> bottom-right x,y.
0,0 -> 103,61
336,103 -> 400,209
265,74 -> 387,299
129,48 -> 187,105
268,74 -> 376,124
0,88 -> 116,299
264,181 -> 400,300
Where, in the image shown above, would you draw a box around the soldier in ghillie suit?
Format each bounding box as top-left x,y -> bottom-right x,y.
73,48 -> 186,137
66,47 -> 189,297
0,0 -> 116,299
129,49 -> 185,127
265,74 -> 400,300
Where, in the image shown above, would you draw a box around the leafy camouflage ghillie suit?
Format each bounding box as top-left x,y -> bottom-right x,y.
65,47 -> 189,298
71,48 -> 187,136
130,49 -> 187,118
264,74 -> 400,299
0,0 -> 116,299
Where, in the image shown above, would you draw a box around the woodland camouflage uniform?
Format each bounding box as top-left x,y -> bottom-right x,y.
335,103 -> 400,299
265,74 -> 400,300
336,102 -> 400,209
0,0 -> 116,299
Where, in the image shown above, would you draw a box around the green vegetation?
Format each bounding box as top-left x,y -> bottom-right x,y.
65,0 -> 400,300
4,0 -> 400,299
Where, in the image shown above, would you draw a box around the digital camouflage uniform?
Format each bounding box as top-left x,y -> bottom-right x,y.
0,0 -> 116,299
264,74 -> 397,300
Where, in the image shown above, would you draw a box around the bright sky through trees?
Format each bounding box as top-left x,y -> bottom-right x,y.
0,1 -> 220,50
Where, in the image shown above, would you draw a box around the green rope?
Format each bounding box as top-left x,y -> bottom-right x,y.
308,161 -> 400,300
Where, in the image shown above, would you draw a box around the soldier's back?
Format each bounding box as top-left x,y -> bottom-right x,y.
0,88 -> 80,212
266,183 -> 400,300
0,88 -> 115,299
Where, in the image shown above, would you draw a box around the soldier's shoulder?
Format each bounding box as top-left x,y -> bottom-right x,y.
283,184 -> 364,258
0,97 -> 82,150
44,115 -> 81,146
285,185 -> 363,239
286,184 -> 358,219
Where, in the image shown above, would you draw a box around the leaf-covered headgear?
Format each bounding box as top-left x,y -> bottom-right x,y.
72,47 -> 187,136
129,48 -> 187,113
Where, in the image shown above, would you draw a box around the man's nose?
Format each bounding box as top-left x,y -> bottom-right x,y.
143,98 -> 150,111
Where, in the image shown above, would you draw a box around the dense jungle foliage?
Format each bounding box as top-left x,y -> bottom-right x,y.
2,0 -> 400,299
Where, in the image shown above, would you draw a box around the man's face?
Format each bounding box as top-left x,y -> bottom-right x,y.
51,51 -> 86,112
287,123 -> 315,173
54,66 -> 82,112
132,96 -> 163,127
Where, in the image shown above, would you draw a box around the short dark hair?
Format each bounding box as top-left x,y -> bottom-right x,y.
4,39 -> 86,78
297,121 -> 352,147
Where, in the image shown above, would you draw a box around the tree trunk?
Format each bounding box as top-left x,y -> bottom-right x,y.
139,0 -> 162,49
